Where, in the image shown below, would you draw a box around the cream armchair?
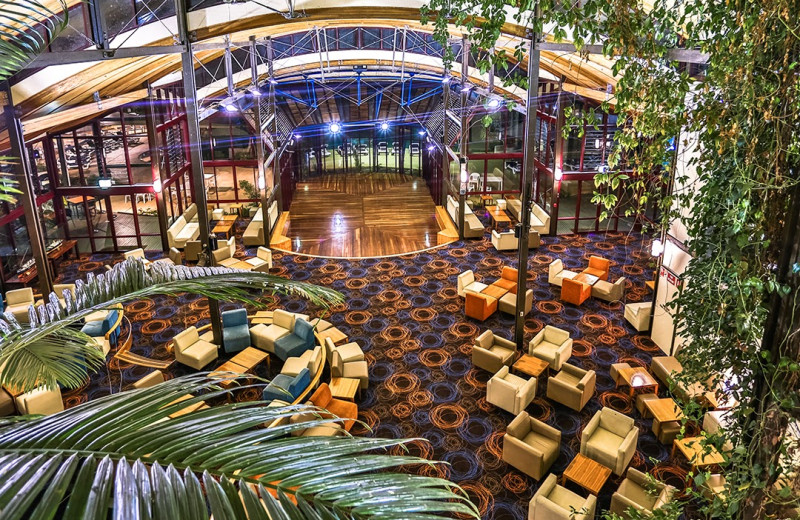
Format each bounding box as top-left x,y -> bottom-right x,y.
624,302 -> 651,331
499,289 -> 533,316
529,325 -> 573,370
473,330 -> 516,373
323,337 -> 365,364
244,246 -> 272,272
592,277 -> 626,302
547,363 -> 596,412
610,468 -> 676,519
250,309 -> 294,352
331,350 -> 369,390
529,474 -> 596,520
548,259 -> 578,287
15,386 -> 64,415
581,407 -> 639,475
172,326 -> 218,370
491,229 -> 540,251
530,203 -> 551,235
212,240 -> 239,268
457,270 -> 487,297
503,411 -> 561,480
487,366 -> 537,415
5,287 -> 35,323
152,248 -> 183,266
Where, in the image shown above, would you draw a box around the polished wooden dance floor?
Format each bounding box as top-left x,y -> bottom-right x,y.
281,173 -> 441,258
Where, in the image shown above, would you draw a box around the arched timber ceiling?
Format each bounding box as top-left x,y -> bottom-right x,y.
11,0 -> 618,139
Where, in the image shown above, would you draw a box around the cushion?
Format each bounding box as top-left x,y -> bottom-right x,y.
294,318 -> 314,342
585,428 -> 624,461
273,309 -> 295,330
336,342 -> 365,363
81,320 -> 105,337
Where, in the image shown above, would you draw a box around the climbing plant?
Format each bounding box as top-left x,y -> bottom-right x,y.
421,1 -> 800,519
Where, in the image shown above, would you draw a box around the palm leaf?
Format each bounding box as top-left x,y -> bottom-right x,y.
0,0 -> 69,81
0,374 -> 480,519
0,259 -> 344,392
0,157 -> 22,204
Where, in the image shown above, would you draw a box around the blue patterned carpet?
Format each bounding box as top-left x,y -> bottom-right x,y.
53,214 -> 693,519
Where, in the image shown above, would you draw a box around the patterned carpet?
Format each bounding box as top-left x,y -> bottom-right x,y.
52,211 -> 693,520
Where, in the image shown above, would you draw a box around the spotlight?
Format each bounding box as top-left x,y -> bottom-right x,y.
220,98 -> 238,112
152,178 -> 162,193
380,122 -> 389,131
257,176 -> 266,190
418,130 -> 426,137
329,122 -> 341,133
294,133 -> 302,140
554,167 -> 563,181
442,76 -> 451,84
651,239 -> 664,257
98,177 -> 112,189
427,144 -> 435,152
487,97 -> 502,109
268,78 -> 278,85
223,104 -> 238,112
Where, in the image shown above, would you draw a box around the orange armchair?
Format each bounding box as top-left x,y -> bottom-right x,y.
465,292 -> 498,321
562,278 -> 591,306
492,266 -> 518,295
308,383 -> 358,431
583,256 -> 610,281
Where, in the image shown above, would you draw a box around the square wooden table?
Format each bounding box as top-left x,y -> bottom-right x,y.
251,311 -> 273,324
618,366 -> 659,397
329,377 -> 360,401
647,397 -> 684,436
513,354 -> 549,378
229,260 -> 255,271
672,437 -> 725,470
212,221 -> 235,239
481,284 -> 509,300
480,195 -> 494,207
562,453 -> 612,495
317,326 -> 348,346
210,347 -> 270,387
574,272 -> 600,285
485,206 -> 512,230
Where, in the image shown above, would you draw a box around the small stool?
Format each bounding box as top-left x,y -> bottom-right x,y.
636,392 -> 659,418
610,362 -> 631,386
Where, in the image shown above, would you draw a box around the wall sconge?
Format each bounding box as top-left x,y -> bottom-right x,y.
459,157 -> 469,194
152,178 -> 162,193
554,167 -> 563,181
98,177 -> 112,189
651,239 -> 664,257
257,175 -> 266,190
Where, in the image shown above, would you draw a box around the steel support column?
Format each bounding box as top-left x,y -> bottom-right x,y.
267,37 -> 282,214
175,0 -> 221,343
2,84 -> 53,296
441,60 -> 450,207
457,36 -> 470,240
514,7 -> 541,348
549,85 -> 565,236
144,83 -> 170,251
251,37 -> 270,245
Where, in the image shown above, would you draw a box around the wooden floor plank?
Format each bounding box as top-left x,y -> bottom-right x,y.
283,173 -> 441,257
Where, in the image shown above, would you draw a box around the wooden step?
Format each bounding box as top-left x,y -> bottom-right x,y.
270,211 -> 292,250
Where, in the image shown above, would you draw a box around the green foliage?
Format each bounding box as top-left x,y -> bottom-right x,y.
0,373 -> 480,519
0,0 -> 69,81
238,179 -> 261,206
0,259 -> 344,393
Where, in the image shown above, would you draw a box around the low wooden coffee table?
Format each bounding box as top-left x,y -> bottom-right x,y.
229,260 -> 255,271
210,347 -> 270,387
329,377 -> 360,401
513,354 -> 549,378
212,220 -> 235,239
618,366 -> 659,397
317,326 -> 348,346
647,397 -> 684,435
485,205 -> 512,230
672,436 -> 725,470
562,453 -> 612,495
481,284 -> 509,299
574,272 -> 600,285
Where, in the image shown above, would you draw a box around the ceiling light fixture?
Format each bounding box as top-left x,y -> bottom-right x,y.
329,122 -> 341,133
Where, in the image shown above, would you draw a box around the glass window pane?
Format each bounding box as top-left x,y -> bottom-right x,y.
136,0 -> 176,25
50,5 -> 88,52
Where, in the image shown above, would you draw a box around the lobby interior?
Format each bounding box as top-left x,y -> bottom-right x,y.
0,1 -> 798,519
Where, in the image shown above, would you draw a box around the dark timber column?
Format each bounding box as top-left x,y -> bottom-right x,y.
515,6 -> 541,349
549,82 -> 564,236
175,0 -> 221,343
457,36 -> 470,240
2,84 -> 53,296
145,83 -> 170,251
251,36 -> 270,245
441,61 -> 450,207
267,37 -> 282,213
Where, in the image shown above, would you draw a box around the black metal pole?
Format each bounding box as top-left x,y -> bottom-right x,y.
514,4 -> 541,349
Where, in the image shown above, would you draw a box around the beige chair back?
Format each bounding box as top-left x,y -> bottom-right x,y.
124,248 -> 145,260
6,288 -> 34,305
173,327 -> 199,353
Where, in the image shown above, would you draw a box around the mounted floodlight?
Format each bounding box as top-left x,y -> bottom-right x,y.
152,178 -> 162,193
268,78 -> 278,84
461,83 -> 473,92
220,98 -> 238,112
554,166 -> 563,181
329,122 -> 341,134
257,175 -> 266,190
294,133 -> 302,140
427,144 -> 435,152
98,177 -> 112,189
486,97 -> 502,109
380,122 -> 390,131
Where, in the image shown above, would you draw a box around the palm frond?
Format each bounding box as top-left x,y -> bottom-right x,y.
0,157 -> 22,204
0,374 -> 480,519
0,0 -> 69,81
0,259 -> 344,392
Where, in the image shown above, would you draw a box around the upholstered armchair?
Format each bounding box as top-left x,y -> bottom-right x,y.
274,318 -> 315,361
123,248 -> 147,262
561,278 -> 591,306
133,370 -> 165,389
610,468 -> 676,519
457,270 -> 487,297
486,366 -> 537,415
5,288 -> 35,323
262,368 -> 310,403
548,259 -> 578,287
580,407 -> 639,475
492,266 -> 518,295
592,277 -> 626,302
172,326 -> 219,370
323,337 -> 365,364
294,383 -> 358,433
80,308 -> 121,355
331,350 -> 369,390
212,243 -> 239,268
50,283 -> 76,308
499,289 -> 534,316
528,474 -> 596,520
503,411 -> 561,480
244,246 -> 272,272
15,386 -> 64,415
491,230 -> 540,251
530,203 -> 551,235
282,346 -> 324,378
465,292 -> 497,321
584,255 -> 610,281
546,363 -> 596,412
625,302 -> 652,332
221,308 -> 250,354
473,330 -> 516,373
250,309 -> 294,352
528,325 -> 573,371
153,248 -> 182,266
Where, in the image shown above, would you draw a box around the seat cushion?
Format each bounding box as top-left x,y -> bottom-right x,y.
585,428 -> 624,462
337,342 -> 365,363
182,340 -> 218,368
281,356 -> 309,377
523,431 -> 559,457
251,323 -> 290,352
491,346 -> 516,364
274,334 -> 309,361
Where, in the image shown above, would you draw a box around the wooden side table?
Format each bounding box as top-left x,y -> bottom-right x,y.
672,437 -> 725,470
329,377 -> 360,401
513,354 -> 549,378
317,326 -> 348,346
562,453 -> 612,495
481,284 -> 509,300
618,366 -> 659,397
